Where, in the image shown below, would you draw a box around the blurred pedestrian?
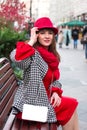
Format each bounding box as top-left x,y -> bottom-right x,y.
82,26 -> 87,62
63,26 -> 71,48
58,30 -> 64,48
79,27 -> 85,49
71,26 -> 79,49
10,17 -> 79,130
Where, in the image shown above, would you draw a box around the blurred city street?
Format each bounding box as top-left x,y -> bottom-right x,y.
57,42 -> 87,130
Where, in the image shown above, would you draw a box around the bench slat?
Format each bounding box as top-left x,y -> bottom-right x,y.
0,58 -> 9,65
0,63 -> 10,75
0,69 -> 13,85
0,81 -> 18,113
0,75 -> 15,96
0,89 -> 17,127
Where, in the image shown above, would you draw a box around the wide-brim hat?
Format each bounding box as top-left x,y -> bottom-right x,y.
34,17 -> 58,35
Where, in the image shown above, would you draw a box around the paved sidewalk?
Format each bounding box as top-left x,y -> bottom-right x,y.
57,42 -> 87,130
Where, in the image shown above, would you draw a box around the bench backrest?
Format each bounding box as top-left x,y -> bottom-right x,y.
0,57 -> 18,129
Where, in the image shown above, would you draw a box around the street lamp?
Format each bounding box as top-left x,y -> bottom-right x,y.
28,0 -> 34,38
30,0 -> 32,18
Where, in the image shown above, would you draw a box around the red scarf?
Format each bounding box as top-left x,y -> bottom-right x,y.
36,47 -> 59,71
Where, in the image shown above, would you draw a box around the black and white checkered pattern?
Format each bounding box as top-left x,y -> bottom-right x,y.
10,50 -> 61,123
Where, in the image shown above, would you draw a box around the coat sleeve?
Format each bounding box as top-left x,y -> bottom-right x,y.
10,41 -> 35,70
51,80 -> 63,97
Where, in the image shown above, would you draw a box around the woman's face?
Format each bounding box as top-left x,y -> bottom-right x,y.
38,29 -> 54,48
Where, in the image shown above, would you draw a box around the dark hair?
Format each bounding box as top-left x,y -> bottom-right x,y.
33,33 -> 60,62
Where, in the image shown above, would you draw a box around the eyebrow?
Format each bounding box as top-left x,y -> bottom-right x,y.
39,29 -> 54,32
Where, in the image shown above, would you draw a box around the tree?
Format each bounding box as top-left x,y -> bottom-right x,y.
0,0 -> 32,58
0,0 -> 31,30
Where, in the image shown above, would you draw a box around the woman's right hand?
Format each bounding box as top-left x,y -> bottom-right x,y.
28,27 -> 39,46
50,92 -> 61,108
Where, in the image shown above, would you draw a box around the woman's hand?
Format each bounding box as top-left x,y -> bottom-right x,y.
28,27 -> 38,46
50,92 -> 61,107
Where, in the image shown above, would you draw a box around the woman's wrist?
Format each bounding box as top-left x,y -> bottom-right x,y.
28,39 -> 34,46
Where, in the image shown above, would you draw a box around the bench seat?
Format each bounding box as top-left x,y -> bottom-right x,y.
3,112 -> 57,130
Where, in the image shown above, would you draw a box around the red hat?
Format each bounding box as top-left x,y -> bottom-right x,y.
34,17 -> 58,35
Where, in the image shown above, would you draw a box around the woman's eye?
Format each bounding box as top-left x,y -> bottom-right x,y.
49,31 -> 53,34
39,30 -> 53,34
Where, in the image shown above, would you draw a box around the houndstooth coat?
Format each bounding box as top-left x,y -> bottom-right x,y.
10,49 -> 62,123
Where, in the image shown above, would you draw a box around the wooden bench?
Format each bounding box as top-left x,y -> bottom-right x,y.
0,57 -> 57,130
0,57 -> 18,129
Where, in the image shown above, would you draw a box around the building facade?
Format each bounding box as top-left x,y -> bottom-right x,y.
20,0 -> 87,25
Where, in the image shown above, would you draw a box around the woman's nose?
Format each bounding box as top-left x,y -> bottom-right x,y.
45,33 -> 49,38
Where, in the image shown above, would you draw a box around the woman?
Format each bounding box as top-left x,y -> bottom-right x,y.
10,17 -> 79,130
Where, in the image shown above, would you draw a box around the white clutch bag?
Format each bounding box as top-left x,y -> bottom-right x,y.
22,104 -> 48,122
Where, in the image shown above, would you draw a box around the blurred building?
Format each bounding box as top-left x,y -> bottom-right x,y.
49,0 -> 73,25
20,0 -> 87,25
49,0 -> 87,25
72,0 -> 87,22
